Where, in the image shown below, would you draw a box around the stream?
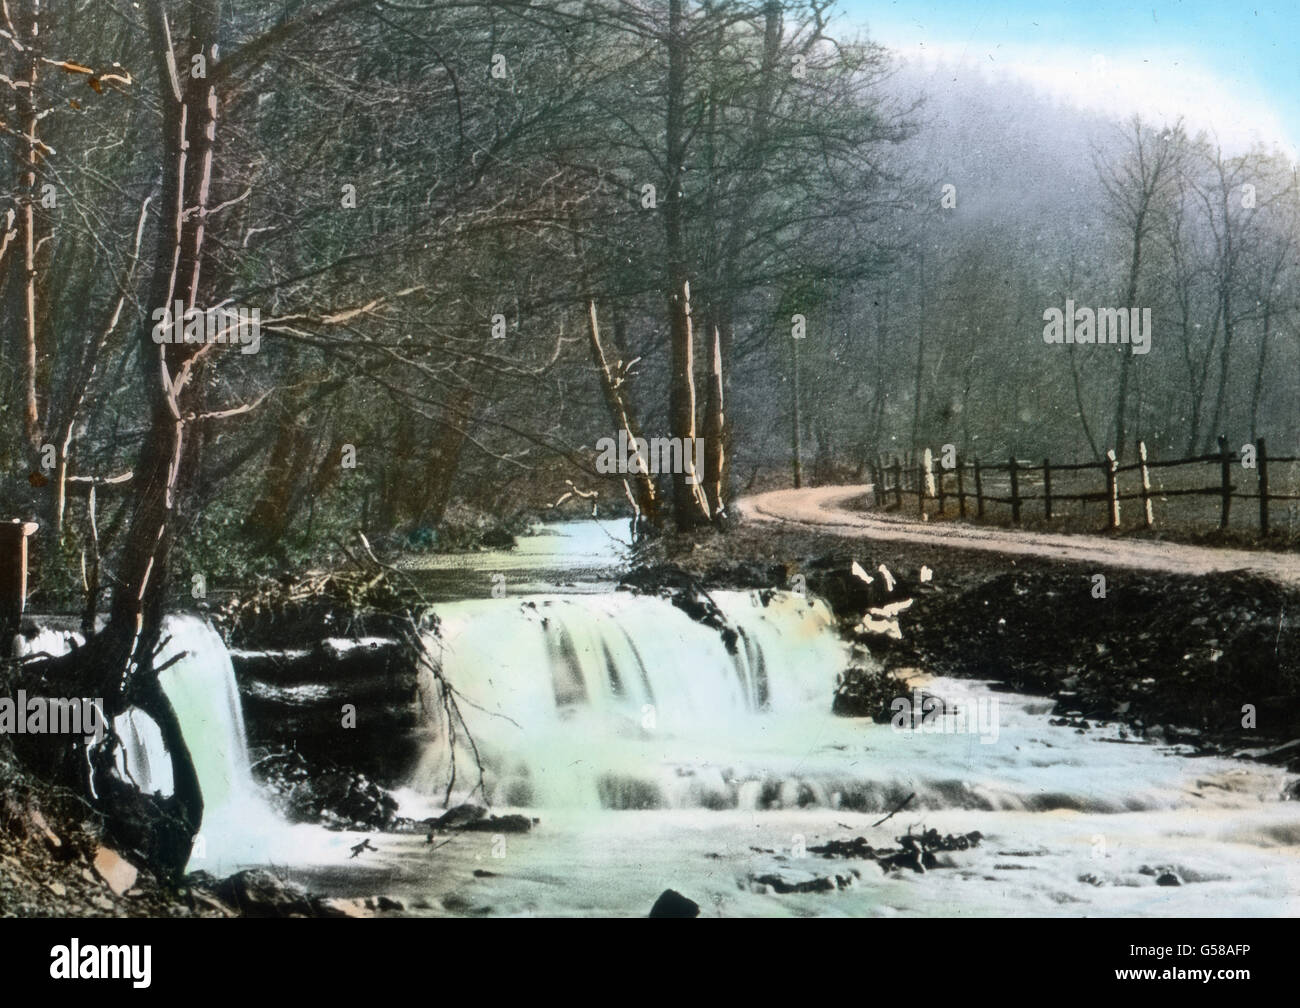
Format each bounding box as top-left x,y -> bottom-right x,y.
28,520 -> 1300,916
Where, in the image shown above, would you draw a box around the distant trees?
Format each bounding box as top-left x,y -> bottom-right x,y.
804,75 -> 1300,474
1187,142 -> 1297,452
1,0 -> 1297,617
1095,116 -> 1185,459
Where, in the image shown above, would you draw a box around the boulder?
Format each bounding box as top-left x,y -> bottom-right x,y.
434,804 -> 487,829
648,889 -> 699,917
255,748 -> 399,830
234,640 -> 421,786
429,806 -> 534,834
215,869 -> 319,917
481,528 -> 517,550
461,814 -> 533,834
832,665 -> 906,720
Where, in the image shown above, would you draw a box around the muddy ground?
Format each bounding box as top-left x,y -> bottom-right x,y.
639,520 -> 1300,776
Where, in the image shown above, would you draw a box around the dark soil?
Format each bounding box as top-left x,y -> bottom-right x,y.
632,517 -> 1300,775
0,777 -> 236,917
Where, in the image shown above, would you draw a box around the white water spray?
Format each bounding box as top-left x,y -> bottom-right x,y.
17,615 -> 282,871
408,589 -> 850,809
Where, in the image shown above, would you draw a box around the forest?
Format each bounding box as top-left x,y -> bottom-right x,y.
0,0 -> 1297,930
0,0 -> 1295,675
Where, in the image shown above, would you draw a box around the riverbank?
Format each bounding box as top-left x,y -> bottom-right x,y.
4,499 -> 1299,917
635,515 -> 1300,775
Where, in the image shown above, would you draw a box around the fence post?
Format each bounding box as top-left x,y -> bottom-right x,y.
1009,456 -> 1021,524
1218,434 -> 1231,529
974,458 -> 984,518
1258,437 -> 1269,536
1043,458 -> 1052,521
1137,440 -> 1153,529
956,457 -> 966,518
893,456 -> 902,510
916,461 -> 925,517
0,520 -> 37,658
1105,449 -> 1120,529
937,466 -> 946,516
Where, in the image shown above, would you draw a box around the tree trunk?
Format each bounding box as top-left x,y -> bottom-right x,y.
666,280 -> 711,527
15,0 -> 49,460
791,329 -> 803,489
1113,226 -> 1142,459
416,384 -> 477,528
242,412 -> 312,550
87,1 -> 224,871
586,301 -> 660,531
702,322 -> 726,519
1249,307 -> 1271,444
1205,179 -> 1236,452
911,247 -> 925,450
1206,293 -> 1233,452
663,0 -> 711,530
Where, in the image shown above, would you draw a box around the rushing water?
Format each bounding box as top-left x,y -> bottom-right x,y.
407,589 -> 847,810
336,527 -> 1300,917
16,523 -> 1300,914
17,617 -> 351,874
347,668 -> 1300,917
111,617 -> 289,869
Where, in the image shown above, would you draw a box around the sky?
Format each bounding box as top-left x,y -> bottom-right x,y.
838,0 -> 1299,160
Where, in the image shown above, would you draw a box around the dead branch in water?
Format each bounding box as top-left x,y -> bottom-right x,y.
872,791 -> 915,828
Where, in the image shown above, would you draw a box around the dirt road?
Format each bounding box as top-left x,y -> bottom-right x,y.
739,484 -> 1300,584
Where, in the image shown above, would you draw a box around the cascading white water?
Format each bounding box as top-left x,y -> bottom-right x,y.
17,615 -> 278,870
408,589 -> 851,809
113,615 -> 279,868
405,585 -> 1300,824
17,548 -> 1296,916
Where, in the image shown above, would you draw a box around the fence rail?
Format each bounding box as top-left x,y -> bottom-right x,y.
866,435 -> 1300,535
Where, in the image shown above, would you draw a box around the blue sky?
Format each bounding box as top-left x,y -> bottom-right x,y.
837,1 -> 1298,158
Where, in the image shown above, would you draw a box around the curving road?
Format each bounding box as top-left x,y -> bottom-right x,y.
738,484 -> 1300,585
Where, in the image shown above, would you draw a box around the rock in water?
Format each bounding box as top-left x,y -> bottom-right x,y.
750,867 -> 860,893
648,889 -> 699,917
435,804 -> 488,829
215,869 -> 317,917
481,528 -> 516,550
461,814 -> 532,833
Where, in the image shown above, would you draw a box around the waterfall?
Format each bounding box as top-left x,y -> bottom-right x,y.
114,615 -> 278,869
408,589 -> 850,810
17,615 -> 275,870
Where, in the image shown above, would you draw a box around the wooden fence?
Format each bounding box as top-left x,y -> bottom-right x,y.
868,436 -> 1300,535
